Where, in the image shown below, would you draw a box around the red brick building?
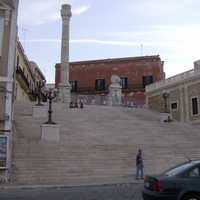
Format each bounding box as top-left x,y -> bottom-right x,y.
55,55 -> 165,105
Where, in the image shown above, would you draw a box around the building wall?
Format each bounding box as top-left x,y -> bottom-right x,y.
14,41 -> 45,102
0,9 -> 11,127
55,55 -> 164,105
0,0 -> 19,182
29,61 -> 45,85
146,63 -> 200,123
14,81 -> 30,102
188,82 -> 200,122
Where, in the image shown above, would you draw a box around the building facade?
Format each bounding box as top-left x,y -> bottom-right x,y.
0,0 -> 19,181
14,41 -> 46,102
15,41 -> 35,102
146,60 -> 200,124
55,55 -> 165,105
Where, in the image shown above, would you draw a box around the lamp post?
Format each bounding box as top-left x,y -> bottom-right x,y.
44,88 -> 57,125
162,92 -> 169,113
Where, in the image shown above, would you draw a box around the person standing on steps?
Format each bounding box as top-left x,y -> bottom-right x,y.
80,100 -> 84,109
136,148 -> 144,179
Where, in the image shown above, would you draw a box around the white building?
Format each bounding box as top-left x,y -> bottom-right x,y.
0,0 -> 19,181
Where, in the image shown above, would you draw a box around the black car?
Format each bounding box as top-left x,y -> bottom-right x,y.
142,160 -> 200,200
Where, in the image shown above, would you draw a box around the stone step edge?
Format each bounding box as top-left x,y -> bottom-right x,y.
0,179 -> 143,190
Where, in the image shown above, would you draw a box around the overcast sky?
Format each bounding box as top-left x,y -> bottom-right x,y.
18,0 -> 200,83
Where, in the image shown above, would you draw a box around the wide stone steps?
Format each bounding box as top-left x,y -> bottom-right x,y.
11,102 -> 200,185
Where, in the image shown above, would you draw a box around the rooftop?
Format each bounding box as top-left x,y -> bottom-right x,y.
56,55 -> 162,67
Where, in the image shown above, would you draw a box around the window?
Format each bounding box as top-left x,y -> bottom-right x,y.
171,102 -> 178,110
0,17 -> 4,56
143,76 -> 153,87
95,79 -> 105,91
69,80 -> 78,92
121,77 -> 128,89
188,167 -> 200,177
192,97 -> 198,115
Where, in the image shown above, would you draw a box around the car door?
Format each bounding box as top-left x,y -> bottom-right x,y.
183,164 -> 200,191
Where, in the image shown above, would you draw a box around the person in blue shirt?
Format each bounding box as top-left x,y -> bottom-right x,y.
136,148 -> 144,179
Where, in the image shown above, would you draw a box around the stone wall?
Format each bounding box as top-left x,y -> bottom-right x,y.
188,82 -> 200,122
146,65 -> 200,123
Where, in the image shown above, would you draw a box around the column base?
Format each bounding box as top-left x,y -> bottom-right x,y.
57,83 -> 71,105
108,85 -> 122,106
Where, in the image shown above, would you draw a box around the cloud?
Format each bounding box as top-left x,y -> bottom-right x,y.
73,5 -> 90,15
21,38 -> 173,47
18,0 -> 90,26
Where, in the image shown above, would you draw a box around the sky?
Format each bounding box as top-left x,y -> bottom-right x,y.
18,0 -> 200,83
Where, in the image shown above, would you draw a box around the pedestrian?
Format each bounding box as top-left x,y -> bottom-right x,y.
69,101 -> 73,108
80,100 -> 84,109
74,101 -> 78,108
136,148 -> 144,179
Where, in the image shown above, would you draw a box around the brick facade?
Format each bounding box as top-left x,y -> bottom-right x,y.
55,55 -> 164,105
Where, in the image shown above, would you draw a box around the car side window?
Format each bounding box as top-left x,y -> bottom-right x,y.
188,167 -> 200,177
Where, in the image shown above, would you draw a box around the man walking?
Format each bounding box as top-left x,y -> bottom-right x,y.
136,148 -> 144,179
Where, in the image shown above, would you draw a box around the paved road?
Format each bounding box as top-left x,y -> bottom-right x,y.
0,183 -> 143,200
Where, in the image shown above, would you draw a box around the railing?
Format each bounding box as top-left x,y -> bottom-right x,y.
16,66 -> 38,101
123,84 -> 145,92
74,84 -> 145,94
146,69 -> 198,93
76,87 -> 109,94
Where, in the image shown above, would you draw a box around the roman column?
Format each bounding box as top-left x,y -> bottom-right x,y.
58,4 -> 72,104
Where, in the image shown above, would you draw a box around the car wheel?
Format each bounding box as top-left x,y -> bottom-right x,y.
183,194 -> 200,200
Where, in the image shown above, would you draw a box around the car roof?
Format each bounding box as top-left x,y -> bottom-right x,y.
162,160 -> 200,177
189,160 -> 200,165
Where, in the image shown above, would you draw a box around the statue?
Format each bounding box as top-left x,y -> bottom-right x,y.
108,75 -> 122,106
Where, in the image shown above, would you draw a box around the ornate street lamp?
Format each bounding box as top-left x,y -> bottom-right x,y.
35,80 -> 46,106
44,88 -> 57,125
162,92 -> 169,113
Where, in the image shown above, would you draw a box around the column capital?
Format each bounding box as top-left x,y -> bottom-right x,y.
61,4 -> 72,20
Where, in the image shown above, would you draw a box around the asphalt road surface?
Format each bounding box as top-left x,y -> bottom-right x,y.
0,183 -> 143,200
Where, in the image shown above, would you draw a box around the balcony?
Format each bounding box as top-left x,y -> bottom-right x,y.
73,84 -> 144,95
16,66 -> 36,100
145,69 -> 198,93
16,66 -> 30,89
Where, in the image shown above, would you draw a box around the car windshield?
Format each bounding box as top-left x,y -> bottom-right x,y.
164,162 -> 194,176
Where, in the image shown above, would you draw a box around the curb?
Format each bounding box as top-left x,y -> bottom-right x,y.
0,180 -> 144,190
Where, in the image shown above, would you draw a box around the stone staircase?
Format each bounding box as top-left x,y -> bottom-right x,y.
11,102 -> 200,185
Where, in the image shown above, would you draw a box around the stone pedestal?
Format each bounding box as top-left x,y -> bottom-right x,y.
32,105 -> 48,118
108,75 -> 122,106
108,86 -> 122,106
41,124 -> 60,143
160,113 -> 172,123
